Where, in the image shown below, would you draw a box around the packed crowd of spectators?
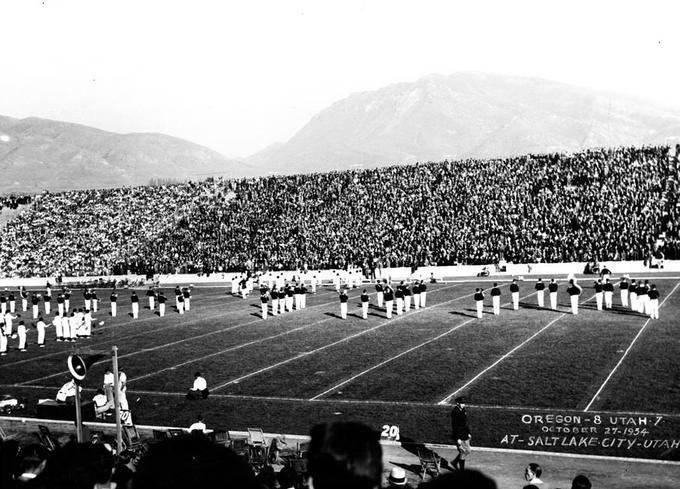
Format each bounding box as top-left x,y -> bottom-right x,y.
0,145 -> 678,277
0,195 -> 32,211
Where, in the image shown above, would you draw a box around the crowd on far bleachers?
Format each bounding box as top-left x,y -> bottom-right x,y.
0,195 -> 32,211
0,145 -> 678,278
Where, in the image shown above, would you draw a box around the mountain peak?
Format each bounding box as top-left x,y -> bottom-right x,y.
246,72 -> 680,173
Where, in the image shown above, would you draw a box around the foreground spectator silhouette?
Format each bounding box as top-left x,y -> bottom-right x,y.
308,421 -> 383,489
133,434 -> 258,489
418,470 -> 497,489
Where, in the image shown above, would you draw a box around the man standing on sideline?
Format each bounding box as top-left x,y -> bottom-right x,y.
339,289 -> 349,319
43,293 -> 51,316
91,289 -> 99,312
183,287 -> 192,311
131,291 -> 139,319
619,275 -> 630,308
158,291 -> 166,317
648,284 -> 660,319
384,283 -> 394,319
110,290 -> 118,317
270,286 -> 279,316
474,288 -> 484,319
395,285 -> 404,316
535,278 -> 545,308
375,280 -> 384,308
629,279 -> 638,311
594,279 -> 603,311
8,290 -> 15,314
260,289 -> 269,320
510,279 -> 520,310
403,282 -> 412,311
567,279 -> 582,315
451,396 -> 472,471
360,289 -> 369,320
603,278 -> 614,309
57,291 -> 65,317
36,316 -> 46,347
491,283 -> 501,315
636,280 -> 648,314
20,286 -> 28,312
413,281 -> 421,310
146,287 -> 156,311
31,293 -> 39,319
420,280 -> 427,307
548,279 -> 558,310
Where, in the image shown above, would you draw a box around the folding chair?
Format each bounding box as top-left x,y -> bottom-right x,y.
152,429 -> 168,441
122,424 -> 143,452
417,447 -> 440,479
231,436 -> 250,459
210,429 -> 231,448
247,428 -> 269,469
297,441 -> 310,459
168,429 -> 186,438
37,425 -> 58,451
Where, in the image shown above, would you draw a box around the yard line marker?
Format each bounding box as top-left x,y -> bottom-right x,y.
437,292 -> 596,405
583,281 -> 680,412
127,317 -> 336,383
0,299 -> 264,369
310,318 -> 477,400
210,283 -> 465,392
18,292 -> 343,384
14,287 -> 402,385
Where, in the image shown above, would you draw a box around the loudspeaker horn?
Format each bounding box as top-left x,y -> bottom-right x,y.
67,353 -> 106,382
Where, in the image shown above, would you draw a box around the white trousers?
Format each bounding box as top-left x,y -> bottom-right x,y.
340,302 -> 347,319
512,292 -> 519,310
385,300 -> 393,318
362,302 -> 368,319
550,292 -> 557,310
476,301 -> 483,318
537,290 -> 544,308
570,295 -> 579,315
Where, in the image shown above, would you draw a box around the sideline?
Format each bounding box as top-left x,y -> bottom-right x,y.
1,415 -> 678,466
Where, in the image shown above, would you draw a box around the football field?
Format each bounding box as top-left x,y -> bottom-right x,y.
1,275 -> 679,460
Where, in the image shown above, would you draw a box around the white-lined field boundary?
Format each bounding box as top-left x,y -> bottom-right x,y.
437,293 -> 597,405
17,289 -> 345,385
210,283 -> 464,392
309,285 -> 519,401
583,281 -> 680,412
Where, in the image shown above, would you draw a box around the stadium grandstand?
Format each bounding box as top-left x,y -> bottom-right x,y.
2,145 -> 680,489
0,145 -> 678,278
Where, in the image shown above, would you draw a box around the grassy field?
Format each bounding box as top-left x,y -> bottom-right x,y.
1,275 -> 680,461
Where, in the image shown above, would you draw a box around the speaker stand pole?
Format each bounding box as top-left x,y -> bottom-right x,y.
112,345 -> 123,454
74,382 -> 84,442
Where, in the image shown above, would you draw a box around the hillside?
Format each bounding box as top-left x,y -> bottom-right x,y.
246,72 -> 680,173
0,116 -> 254,193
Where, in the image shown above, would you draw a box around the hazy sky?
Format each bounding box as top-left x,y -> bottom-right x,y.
1,0 -> 678,157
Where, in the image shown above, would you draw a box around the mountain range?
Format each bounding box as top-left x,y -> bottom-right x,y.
2,72 -> 679,192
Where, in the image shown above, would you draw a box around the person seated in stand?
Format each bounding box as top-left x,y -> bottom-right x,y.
188,414 -> 208,434
186,372 -> 209,399
524,463 -> 546,487
93,388 -> 112,419
55,379 -> 80,404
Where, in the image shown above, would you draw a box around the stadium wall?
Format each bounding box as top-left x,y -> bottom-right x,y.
0,261 -> 676,288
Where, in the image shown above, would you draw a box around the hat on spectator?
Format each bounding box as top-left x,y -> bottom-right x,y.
388,467 -> 407,486
455,396 -> 467,404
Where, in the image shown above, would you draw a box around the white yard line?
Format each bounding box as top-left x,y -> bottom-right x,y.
583,281 -> 680,412
310,317 -> 477,400
437,292 -> 596,405
127,317 -> 336,383
17,291 -> 344,385
210,283 -> 464,392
